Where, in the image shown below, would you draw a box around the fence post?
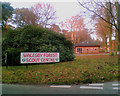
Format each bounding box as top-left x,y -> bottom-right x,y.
26,65 -> 28,69
6,52 -> 8,69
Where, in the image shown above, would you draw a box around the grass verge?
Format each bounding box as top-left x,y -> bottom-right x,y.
2,55 -> 118,85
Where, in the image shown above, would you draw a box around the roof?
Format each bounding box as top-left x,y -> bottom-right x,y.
73,41 -> 100,47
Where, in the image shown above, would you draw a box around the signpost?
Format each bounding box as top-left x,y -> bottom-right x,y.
21,52 -> 60,69
21,52 -> 60,64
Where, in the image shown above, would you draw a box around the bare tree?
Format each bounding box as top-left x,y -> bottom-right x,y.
77,0 -> 118,30
77,0 -> 119,55
31,3 -> 56,28
61,14 -> 91,44
95,19 -> 109,52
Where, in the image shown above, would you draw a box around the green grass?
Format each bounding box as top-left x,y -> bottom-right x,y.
2,55 -> 118,85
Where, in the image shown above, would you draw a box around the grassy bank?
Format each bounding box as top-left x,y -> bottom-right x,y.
2,55 -> 118,85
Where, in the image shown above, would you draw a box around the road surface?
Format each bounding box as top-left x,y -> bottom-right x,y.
1,81 -> 120,95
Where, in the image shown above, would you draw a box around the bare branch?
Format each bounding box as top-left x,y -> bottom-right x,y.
77,0 -> 118,30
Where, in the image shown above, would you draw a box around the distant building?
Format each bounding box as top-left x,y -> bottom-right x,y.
73,41 -> 100,54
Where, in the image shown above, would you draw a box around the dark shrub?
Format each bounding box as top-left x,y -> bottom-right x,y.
2,25 -> 75,65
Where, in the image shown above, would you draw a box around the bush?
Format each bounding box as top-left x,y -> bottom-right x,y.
5,48 -> 21,66
2,25 -> 75,65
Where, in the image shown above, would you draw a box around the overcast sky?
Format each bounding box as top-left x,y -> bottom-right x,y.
1,0 -> 96,39
1,0 -> 93,26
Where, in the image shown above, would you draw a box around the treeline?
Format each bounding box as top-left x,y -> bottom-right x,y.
1,2 -> 95,45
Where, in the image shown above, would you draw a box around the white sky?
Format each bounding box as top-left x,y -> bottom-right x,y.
1,0 -> 96,39
1,0 -> 92,25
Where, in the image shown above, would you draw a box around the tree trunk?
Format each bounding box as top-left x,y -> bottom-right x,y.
74,31 -> 77,44
102,37 -> 105,51
102,36 -> 107,53
113,29 -> 118,56
112,2 -> 119,56
109,25 -> 113,55
104,36 -> 107,53
107,2 -> 113,55
118,2 -> 120,53
71,31 -> 74,43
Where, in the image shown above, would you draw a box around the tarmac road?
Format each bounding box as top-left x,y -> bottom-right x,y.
1,81 -> 120,95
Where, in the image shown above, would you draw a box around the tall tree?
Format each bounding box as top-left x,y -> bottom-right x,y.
118,2 -> 120,54
114,2 -> 120,55
61,14 -> 90,44
31,3 -> 56,28
77,0 -> 119,55
12,8 -> 38,27
95,19 -> 109,52
1,2 -> 14,29
107,2 -> 113,55
61,16 -> 75,43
